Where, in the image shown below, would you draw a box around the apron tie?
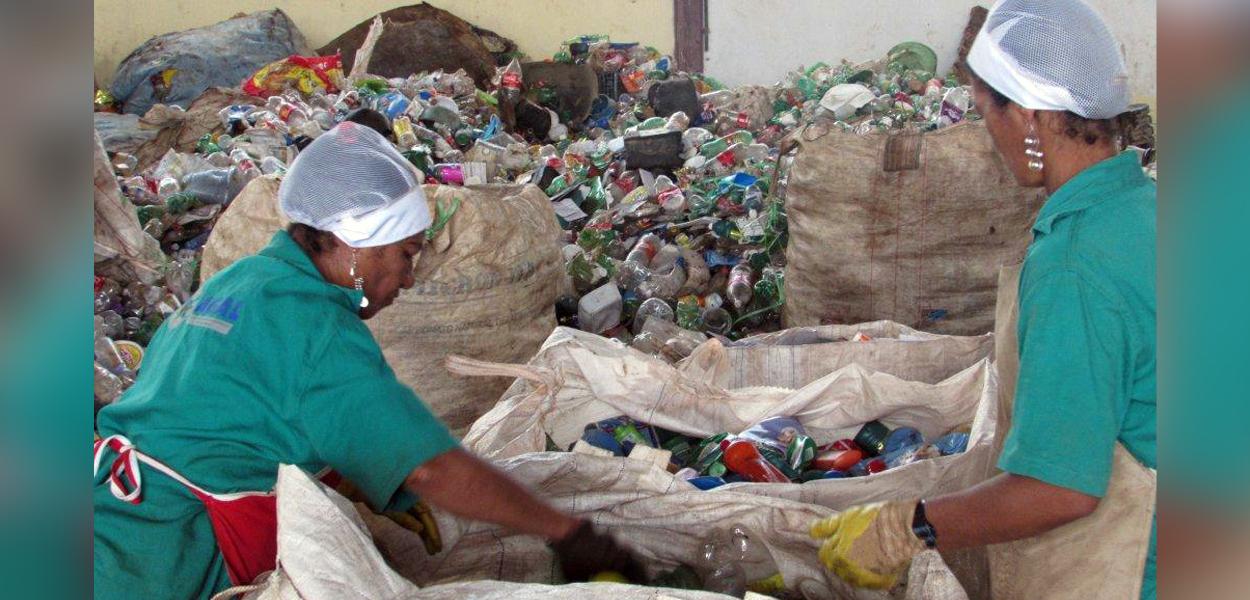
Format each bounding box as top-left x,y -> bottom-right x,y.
94,435 -> 342,586
94,435 -> 143,504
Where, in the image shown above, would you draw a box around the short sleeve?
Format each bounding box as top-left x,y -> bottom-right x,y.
298,318 -> 459,510
998,269 -> 1129,498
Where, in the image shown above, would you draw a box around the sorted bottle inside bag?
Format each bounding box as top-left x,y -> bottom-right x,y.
701,533 -> 747,597
723,439 -> 789,483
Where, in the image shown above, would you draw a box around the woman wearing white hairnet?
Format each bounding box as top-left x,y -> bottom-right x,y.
94,122 -> 643,600
810,1 -> 1155,598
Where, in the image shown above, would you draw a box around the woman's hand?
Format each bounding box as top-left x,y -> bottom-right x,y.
549,520 -> 648,582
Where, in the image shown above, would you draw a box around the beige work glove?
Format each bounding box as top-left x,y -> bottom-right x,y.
809,500 -> 926,589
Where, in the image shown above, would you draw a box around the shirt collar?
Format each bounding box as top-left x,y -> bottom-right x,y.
258,230 -> 366,310
1032,151 -> 1147,235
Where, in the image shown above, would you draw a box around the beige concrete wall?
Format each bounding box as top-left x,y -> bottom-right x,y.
94,0 -> 675,86
704,0 -> 1157,107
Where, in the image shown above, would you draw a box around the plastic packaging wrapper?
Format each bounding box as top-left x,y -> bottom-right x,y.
242,54 -> 344,97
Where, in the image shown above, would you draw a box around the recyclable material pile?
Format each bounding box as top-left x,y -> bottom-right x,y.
569,415 -> 971,489
94,29 -> 981,410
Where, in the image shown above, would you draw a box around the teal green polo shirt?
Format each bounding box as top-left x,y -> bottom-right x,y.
998,151 -> 1156,599
94,231 -> 459,600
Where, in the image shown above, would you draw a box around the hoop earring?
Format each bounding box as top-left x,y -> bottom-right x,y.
1024,124 -> 1045,172
349,249 -> 369,308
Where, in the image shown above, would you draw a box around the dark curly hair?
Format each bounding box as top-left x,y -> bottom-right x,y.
287,223 -> 338,255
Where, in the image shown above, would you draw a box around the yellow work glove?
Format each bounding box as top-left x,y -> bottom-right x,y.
336,478 -> 443,555
382,502 -> 443,555
809,500 -> 926,589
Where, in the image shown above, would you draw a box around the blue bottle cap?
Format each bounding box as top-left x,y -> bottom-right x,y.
884,427 -> 924,454
581,428 -> 625,456
933,432 -> 970,456
688,476 -> 727,490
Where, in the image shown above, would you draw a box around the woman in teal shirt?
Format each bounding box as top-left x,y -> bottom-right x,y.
94,123 -> 642,599
810,0 -> 1156,598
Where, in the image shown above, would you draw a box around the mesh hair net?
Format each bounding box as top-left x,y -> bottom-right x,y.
968,0 -> 1130,119
279,121 -> 431,248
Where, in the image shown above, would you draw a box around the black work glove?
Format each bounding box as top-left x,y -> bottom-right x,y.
549,520 -> 648,583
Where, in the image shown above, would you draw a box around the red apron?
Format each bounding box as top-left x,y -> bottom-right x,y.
93,435 -> 338,586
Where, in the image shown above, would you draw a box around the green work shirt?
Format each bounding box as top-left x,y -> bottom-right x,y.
93,231 -> 459,600
998,151 -> 1156,600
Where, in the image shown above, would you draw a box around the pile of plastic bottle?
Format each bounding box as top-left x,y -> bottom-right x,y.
570,415 -> 972,488
536,37 -> 979,364
94,35 -> 979,408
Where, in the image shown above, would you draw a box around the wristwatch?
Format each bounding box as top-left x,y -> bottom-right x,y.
911,499 -> 939,549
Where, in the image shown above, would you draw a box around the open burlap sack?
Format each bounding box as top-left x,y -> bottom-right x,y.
685,320 -> 993,390
783,121 -> 1044,335
236,460 -> 967,600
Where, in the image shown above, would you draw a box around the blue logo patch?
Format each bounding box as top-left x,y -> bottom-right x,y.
168,295 -> 245,335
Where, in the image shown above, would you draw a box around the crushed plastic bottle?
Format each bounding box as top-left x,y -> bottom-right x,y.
633,297 -> 675,334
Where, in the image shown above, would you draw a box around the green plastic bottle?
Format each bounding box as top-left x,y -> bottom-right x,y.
676,296 -> 703,330
195,134 -> 221,155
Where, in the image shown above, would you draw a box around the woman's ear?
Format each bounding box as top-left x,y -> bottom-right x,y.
1008,104 -> 1039,136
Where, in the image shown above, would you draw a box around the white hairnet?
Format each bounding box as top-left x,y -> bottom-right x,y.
968,0 -> 1130,119
279,121 -> 431,248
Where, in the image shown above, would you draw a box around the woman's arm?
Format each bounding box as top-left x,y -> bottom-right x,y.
926,472 -> 1100,550
403,448 -> 581,541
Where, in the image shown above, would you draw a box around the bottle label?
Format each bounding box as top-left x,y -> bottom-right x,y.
113,340 -> 145,371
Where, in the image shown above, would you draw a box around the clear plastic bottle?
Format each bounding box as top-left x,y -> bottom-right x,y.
665,111 -> 691,131
727,263 -> 755,309
259,156 -> 287,175
702,307 -> 733,336
112,152 -> 139,176
94,335 -> 130,377
615,260 -> 649,292
95,361 -> 131,407
638,264 -> 687,300
205,151 -> 233,168
682,127 -> 714,158
157,176 -> 181,200
625,233 -> 663,266
633,297 -> 675,334
630,331 -> 664,355
309,107 -> 335,130
679,248 -> 710,295
649,243 -> 681,272
229,149 -> 262,182
494,57 -> 523,102
701,534 -> 747,597
97,310 -> 124,338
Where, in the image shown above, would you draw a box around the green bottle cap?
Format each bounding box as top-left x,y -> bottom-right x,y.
854,421 -> 891,456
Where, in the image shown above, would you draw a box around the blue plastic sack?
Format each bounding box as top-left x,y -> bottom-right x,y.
110,9 -> 308,116
93,113 -> 157,153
